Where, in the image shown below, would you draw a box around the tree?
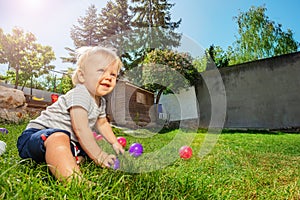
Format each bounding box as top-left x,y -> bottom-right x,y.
130,0 -> 181,29
58,68 -> 74,94
0,27 -> 55,89
99,0 -> 132,41
66,1 -> 132,65
128,49 -> 199,104
59,75 -> 73,94
0,28 -> 32,87
65,0 -> 182,79
21,44 -> 55,94
192,56 -> 209,73
127,0 -> 182,67
207,45 -> 229,68
0,29 -> 6,64
65,5 -> 101,64
61,47 -> 77,64
98,0 -> 133,72
229,5 -> 299,65
70,4 -> 101,48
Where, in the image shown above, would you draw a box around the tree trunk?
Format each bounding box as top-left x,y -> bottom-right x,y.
21,80 -> 27,91
14,65 -> 19,89
155,87 -> 166,104
30,76 -> 33,96
5,64 -> 10,84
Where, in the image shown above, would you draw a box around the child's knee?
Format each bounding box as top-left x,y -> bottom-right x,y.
44,132 -> 70,147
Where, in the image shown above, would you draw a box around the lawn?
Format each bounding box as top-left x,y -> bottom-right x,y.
0,123 -> 299,199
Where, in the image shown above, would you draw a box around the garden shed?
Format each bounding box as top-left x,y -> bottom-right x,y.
105,80 -> 156,128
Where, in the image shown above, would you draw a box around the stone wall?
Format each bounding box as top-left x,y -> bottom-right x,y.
196,51 -> 300,129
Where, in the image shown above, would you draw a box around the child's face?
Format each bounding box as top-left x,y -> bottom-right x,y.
82,53 -> 118,98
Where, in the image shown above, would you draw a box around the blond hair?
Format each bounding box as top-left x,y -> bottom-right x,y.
72,46 -> 123,85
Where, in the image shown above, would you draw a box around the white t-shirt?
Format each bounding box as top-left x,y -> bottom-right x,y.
27,84 -> 106,142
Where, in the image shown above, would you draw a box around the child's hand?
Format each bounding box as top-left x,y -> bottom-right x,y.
112,142 -> 125,155
96,152 -> 116,168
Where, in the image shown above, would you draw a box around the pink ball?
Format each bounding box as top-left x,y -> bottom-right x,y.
93,132 -> 103,141
117,137 -> 127,147
179,146 -> 193,160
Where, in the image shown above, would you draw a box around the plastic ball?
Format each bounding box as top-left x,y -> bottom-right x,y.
117,137 -> 127,147
0,128 -> 8,134
179,146 -> 193,160
112,158 -> 120,170
128,143 -> 143,157
93,132 -> 103,141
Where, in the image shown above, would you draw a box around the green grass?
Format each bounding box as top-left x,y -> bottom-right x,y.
0,123 -> 299,199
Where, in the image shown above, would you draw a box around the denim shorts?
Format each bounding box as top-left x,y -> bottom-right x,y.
17,128 -> 87,163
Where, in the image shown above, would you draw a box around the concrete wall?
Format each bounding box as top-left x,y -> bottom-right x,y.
196,51 -> 300,129
160,86 -> 198,121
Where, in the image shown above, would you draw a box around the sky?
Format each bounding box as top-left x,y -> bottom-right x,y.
0,0 -> 300,74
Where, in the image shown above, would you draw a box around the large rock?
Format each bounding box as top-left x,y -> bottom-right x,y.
0,86 -> 25,108
0,86 -> 27,123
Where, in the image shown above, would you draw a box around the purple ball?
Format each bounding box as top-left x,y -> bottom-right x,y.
113,158 -> 120,170
0,128 -> 8,134
129,143 -> 143,157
